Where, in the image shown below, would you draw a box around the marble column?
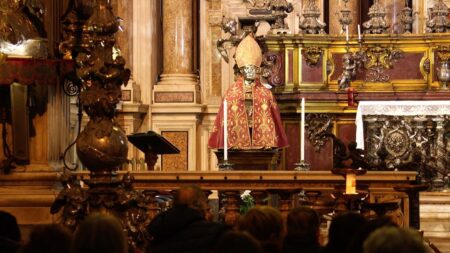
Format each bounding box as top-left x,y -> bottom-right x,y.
329,0 -> 360,36
155,0 -> 199,104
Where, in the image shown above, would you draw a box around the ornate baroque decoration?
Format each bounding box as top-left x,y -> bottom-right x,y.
216,17 -> 255,64
338,52 -> 356,90
216,16 -> 281,86
244,0 -> 293,34
356,46 -> 403,82
52,0 -> 151,249
396,1 -> 415,34
302,46 -> 322,67
262,51 -> 284,86
364,116 -> 449,188
305,114 -> 332,152
425,0 -> 449,33
436,45 -> 450,89
362,0 -> 390,34
298,0 -> 326,34
337,0 -> 352,34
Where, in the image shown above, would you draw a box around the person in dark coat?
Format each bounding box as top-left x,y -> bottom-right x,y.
146,185 -> 229,253
0,210 -> 21,253
282,207 -> 323,253
323,212 -> 366,253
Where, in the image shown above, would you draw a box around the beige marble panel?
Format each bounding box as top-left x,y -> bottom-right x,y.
162,0 -> 194,75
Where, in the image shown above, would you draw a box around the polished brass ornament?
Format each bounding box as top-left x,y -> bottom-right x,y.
337,0 -> 352,34
268,0 -> 293,34
436,46 -> 450,89
395,0 -> 416,34
425,0 -> 449,33
53,0 -> 151,249
298,0 -> 326,34
362,0 -> 390,34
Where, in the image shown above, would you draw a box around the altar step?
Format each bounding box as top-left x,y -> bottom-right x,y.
420,192 -> 450,253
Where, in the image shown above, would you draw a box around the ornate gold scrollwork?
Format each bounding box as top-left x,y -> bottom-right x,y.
357,45 -> 403,82
302,46 -> 323,67
306,114 -> 332,151
436,45 -> 450,62
363,46 -> 403,70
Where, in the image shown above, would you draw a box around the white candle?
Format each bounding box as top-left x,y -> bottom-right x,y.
223,99 -> 228,161
346,25 -> 349,43
300,98 -> 305,161
346,173 -> 357,194
358,24 -> 361,41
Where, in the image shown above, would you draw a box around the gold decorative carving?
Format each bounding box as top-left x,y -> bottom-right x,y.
306,114 -> 332,151
436,45 -> 450,62
357,46 -> 403,82
302,47 -> 323,67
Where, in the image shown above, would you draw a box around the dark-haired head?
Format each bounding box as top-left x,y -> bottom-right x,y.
21,224 -> 71,253
0,210 -> 21,253
70,213 -> 128,253
213,231 -> 263,253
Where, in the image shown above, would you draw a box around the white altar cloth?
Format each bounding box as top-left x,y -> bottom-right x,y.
355,100 -> 450,149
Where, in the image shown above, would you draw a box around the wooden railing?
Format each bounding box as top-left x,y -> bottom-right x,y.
72,170 -> 416,226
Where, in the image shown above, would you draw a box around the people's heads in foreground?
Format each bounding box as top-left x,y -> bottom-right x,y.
213,231 -> 263,253
347,216 -> 398,253
325,212 -> 366,253
0,210 -> 21,253
173,185 -> 210,219
286,206 -> 320,242
21,224 -> 72,253
71,213 -> 128,253
239,206 -> 284,253
363,226 -> 429,253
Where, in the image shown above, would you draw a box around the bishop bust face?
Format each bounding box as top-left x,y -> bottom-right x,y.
241,65 -> 258,82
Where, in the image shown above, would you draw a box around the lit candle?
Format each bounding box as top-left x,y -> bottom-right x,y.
300,98 -> 305,161
346,25 -> 349,43
346,173 -> 357,194
223,99 -> 228,161
358,24 -> 361,41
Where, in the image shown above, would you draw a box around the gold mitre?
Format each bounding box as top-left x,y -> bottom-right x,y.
235,35 -> 262,68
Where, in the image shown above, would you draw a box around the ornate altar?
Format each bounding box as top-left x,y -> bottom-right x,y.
356,101 -> 450,188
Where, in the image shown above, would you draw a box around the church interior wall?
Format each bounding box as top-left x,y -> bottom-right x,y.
0,0 -> 449,249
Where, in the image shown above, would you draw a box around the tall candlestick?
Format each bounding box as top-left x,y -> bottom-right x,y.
223,99 -> 228,161
346,173 -> 357,194
346,25 -> 349,43
358,24 -> 361,41
300,98 -> 305,161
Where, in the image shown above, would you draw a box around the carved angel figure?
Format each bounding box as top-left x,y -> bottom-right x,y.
338,53 -> 356,90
